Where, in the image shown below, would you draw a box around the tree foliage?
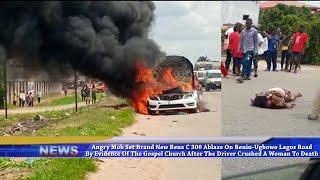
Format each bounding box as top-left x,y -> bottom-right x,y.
197,56 -> 210,62
259,4 -> 320,65
0,64 -> 4,109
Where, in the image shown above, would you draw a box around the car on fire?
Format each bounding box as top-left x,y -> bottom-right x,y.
147,56 -> 202,114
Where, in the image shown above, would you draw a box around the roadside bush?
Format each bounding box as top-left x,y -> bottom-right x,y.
259,4 -> 320,65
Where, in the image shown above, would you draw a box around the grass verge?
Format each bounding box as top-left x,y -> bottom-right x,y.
0,98 -> 134,180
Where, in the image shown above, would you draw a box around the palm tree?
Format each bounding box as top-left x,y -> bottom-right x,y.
197,56 -> 210,62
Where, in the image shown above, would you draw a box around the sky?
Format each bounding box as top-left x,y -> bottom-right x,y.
150,1 -> 221,64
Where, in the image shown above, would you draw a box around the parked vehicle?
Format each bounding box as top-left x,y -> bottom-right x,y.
204,69 -> 221,91
194,68 -> 206,87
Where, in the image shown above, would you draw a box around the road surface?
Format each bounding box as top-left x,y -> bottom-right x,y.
87,91 -> 221,180
222,62 -> 320,177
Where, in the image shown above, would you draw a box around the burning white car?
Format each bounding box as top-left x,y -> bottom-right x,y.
146,56 -> 202,114
148,88 -> 201,114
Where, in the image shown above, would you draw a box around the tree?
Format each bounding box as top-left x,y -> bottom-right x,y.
0,64 -> 4,109
197,56 -> 210,62
259,4 -> 320,65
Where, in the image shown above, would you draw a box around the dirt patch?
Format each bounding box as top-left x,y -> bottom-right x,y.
2,115 -> 49,136
0,168 -> 31,180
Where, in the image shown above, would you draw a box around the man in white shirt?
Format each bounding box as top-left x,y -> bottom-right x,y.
37,90 -> 42,103
21,92 -> 26,107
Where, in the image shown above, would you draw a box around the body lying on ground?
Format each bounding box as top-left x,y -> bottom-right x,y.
251,87 -> 302,109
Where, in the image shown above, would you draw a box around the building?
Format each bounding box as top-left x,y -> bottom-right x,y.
222,1 -> 260,26
6,59 -> 86,104
260,1 -> 320,13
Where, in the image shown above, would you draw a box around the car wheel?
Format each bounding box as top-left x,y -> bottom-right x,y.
192,99 -> 201,113
194,108 -> 200,113
205,86 -> 210,91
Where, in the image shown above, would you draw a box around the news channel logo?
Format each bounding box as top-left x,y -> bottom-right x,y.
39,145 -> 79,157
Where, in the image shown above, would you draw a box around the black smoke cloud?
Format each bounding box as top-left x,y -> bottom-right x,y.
0,1 -> 165,97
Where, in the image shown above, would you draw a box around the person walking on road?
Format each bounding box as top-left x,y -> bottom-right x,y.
289,25 -> 309,73
92,87 -> 97,104
84,85 -> 91,106
13,93 -> 17,106
225,26 -> 234,71
37,90 -> 42,103
280,34 -> 291,71
26,92 -> 30,107
265,29 -> 280,72
81,86 -> 85,102
237,18 -> 258,83
29,92 -> 34,107
252,26 -> 265,78
21,92 -> 26,107
229,23 -> 243,76
64,87 -> 68,97
19,91 -> 23,107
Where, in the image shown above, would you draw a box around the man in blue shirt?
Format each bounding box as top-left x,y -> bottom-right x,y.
265,29 -> 280,71
237,18 -> 258,83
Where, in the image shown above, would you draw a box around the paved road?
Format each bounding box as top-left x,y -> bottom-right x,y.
222,62 -> 320,177
87,91 -> 221,180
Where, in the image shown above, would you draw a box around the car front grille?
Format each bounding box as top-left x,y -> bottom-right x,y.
159,104 -> 185,109
159,94 -> 183,100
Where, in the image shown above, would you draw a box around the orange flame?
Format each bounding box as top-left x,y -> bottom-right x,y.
131,61 -> 193,114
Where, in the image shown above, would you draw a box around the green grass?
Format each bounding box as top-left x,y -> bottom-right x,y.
0,110 -> 72,130
0,158 -> 96,180
26,158 -> 96,180
37,92 -> 105,107
4,92 -> 106,109
36,106 -> 134,136
0,98 -> 134,180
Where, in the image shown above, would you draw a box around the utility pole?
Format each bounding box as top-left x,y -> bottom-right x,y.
74,71 -> 78,112
4,58 -> 7,119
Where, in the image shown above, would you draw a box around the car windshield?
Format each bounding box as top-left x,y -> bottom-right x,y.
207,72 -> 221,78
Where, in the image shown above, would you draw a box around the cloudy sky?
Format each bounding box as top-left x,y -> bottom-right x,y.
305,1 -> 320,6
150,1 -> 221,64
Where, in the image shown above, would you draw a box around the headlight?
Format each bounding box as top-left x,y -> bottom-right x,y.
149,95 -> 159,100
184,93 -> 193,99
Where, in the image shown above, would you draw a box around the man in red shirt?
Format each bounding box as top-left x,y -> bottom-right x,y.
229,23 -> 243,76
289,25 -> 309,73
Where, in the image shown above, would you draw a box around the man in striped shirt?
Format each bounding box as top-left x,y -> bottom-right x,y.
237,18 -> 258,83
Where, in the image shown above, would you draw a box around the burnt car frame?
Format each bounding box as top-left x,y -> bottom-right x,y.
147,56 -> 202,114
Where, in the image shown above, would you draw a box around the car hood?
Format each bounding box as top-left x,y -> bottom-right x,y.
207,78 -> 221,82
154,56 -> 194,88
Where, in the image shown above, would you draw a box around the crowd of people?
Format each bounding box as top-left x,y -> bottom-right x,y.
224,18 -> 309,83
80,84 -> 97,106
9,82 -> 99,108
13,90 -> 42,108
